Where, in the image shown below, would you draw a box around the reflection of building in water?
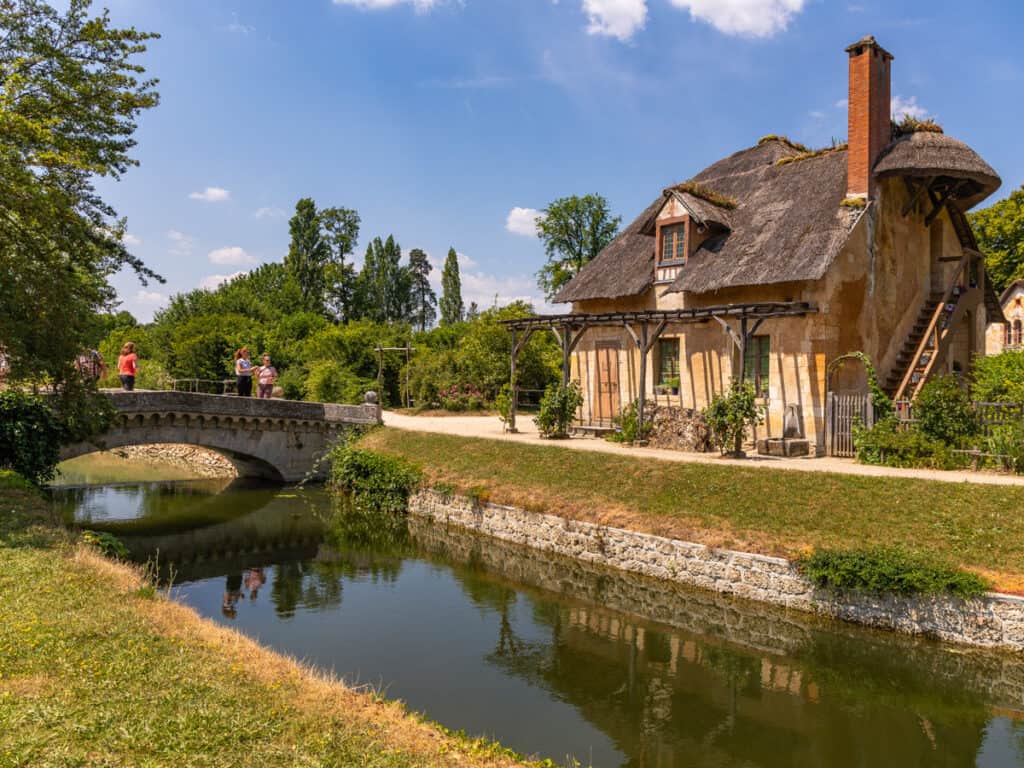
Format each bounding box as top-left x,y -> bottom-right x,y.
425,521 -> 1009,768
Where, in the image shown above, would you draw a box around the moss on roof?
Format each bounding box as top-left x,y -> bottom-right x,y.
893,116 -> 944,137
667,181 -> 738,210
774,143 -> 849,167
758,135 -> 810,153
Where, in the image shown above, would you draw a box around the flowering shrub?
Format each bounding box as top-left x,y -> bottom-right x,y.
438,383 -> 486,411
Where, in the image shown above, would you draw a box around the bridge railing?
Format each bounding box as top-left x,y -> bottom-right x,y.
169,378 -> 237,395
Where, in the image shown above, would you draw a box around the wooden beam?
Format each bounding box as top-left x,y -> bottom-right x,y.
622,321 -> 641,349
713,316 -> 743,350
924,186 -> 952,227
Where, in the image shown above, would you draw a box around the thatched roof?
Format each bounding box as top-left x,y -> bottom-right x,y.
874,131 -> 1001,210
553,196 -> 662,303
555,131 -> 1001,303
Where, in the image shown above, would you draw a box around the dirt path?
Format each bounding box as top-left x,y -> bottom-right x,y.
382,411 -> 1024,488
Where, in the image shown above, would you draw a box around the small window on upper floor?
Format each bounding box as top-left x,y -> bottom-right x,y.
660,223 -> 687,263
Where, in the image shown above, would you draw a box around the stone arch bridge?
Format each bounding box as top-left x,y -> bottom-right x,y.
60,391 -> 381,482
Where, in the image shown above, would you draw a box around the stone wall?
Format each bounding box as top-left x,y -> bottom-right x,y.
115,444 -> 237,478
409,489 -> 1024,652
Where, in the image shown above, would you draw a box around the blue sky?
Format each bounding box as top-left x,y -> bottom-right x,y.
101,0 -> 1024,321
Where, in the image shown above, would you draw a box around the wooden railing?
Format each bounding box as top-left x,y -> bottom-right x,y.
894,399 -> 1024,437
893,254 -> 978,402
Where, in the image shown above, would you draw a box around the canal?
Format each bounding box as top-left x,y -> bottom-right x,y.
55,475 -> 1024,767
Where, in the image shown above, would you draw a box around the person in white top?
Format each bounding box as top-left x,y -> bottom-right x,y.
255,354 -> 278,399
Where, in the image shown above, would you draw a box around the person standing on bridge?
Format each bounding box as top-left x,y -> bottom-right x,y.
117,342 -> 138,391
255,354 -> 277,399
234,348 -> 253,397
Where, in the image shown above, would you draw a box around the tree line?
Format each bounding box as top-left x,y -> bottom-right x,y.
282,197 -> 466,330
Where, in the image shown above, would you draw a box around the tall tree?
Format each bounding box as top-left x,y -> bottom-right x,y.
0,0 -> 161,383
970,186 -> 1024,293
284,198 -> 330,313
284,199 -> 360,318
535,194 -> 621,302
440,247 -> 464,326
380,235 -> 410,323
321,206 -> 361,322
407,249 -> 437,331
355,235 -> 410,323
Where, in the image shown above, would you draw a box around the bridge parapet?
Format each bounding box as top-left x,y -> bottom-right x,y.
102,391 -> 380,425
61,391 -> 382,482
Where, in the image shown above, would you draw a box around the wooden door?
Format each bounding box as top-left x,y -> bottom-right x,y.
595,341 -> 621,425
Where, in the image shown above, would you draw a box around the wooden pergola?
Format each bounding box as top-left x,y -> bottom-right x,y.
501,301 -> 817,433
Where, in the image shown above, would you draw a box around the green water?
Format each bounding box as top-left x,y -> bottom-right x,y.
55,478 -> 1024,767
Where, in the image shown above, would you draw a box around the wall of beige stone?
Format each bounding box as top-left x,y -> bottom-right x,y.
409,489 -> 1024,652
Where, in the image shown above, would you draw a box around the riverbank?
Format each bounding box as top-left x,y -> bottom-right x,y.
360,428 -> 1024,594
54,445 -> 236,486
0,474 -> 531,767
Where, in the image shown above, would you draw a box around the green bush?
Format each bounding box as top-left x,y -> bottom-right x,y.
704,379 -> 764,455
80,530 -> 129,559
303,359 -> 374,404
329,444 -> 422,515
852,418 -> 964,469
494,384 -> 512,427
796,546 -> 989,598
0,391 -> 64,485
534,382 -> 583,438
986,423 -> 1024,474
913,375 -> 977,444
971,350 -> 1024,403
276,367 -> 306,400
607,401 -> 651,444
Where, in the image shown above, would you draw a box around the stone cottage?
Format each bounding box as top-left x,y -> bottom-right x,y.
986,280 -> 1024,354
508,37 -> 1004,455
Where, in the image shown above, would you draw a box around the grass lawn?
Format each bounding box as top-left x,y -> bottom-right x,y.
361,429 -> 1024,593
0,472 -> 530,768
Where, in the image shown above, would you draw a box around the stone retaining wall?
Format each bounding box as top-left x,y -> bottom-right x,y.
409,489 -> 1024,652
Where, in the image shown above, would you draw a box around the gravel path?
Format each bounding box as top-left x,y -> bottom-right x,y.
382,411 -> 1024,488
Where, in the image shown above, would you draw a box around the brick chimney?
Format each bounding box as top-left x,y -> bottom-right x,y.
845,36 -> 893,199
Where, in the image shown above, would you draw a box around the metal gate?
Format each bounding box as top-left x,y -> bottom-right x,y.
825,393 -> 875,457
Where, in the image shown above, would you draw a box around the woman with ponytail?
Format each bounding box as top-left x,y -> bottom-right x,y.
234,347 -> 253,397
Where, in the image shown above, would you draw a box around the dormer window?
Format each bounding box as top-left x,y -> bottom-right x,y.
661,222 -> 687,263
655,216 -> 688,283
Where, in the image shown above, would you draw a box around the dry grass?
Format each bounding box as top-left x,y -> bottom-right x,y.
361,429 -> 1024,593
666,181 -> 738,210
893,116 -> 943,136
757,134 -> 811,153
774,143 -> 848,167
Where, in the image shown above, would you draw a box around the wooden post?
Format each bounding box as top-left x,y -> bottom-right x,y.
509,329 -> 518,433
637,322 -> 648,441
738,317 -> 748,384
561,324 -> 572,387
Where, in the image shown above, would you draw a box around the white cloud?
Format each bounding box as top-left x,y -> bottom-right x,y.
166,229 -> 194,258
253,206 -> 286,219
227,14 -> 254,34
667,0 -> 806,38
808,110 -> 825,120
332,0 -> 441,11
582,0 -> 648,41
134,290 -> 165,305
189,186 -> 231,203
199,272 -> 245,291
208,246 -> 256,266
122,233 -> 143,247
506,207 -> 544,237
891,95 -> 929,121
835,98 -> 848,109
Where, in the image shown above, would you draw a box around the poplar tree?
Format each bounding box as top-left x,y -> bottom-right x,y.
440,247 -> 464,326
407,249 -> 437,331
285,198 -> 330,313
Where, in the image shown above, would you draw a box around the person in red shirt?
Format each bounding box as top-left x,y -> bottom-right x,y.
117,342 -> 138,391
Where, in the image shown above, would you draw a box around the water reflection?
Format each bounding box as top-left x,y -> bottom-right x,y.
55,483 -> 1024,767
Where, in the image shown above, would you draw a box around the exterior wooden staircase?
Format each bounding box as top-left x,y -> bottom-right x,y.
886,253 -> 981,401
